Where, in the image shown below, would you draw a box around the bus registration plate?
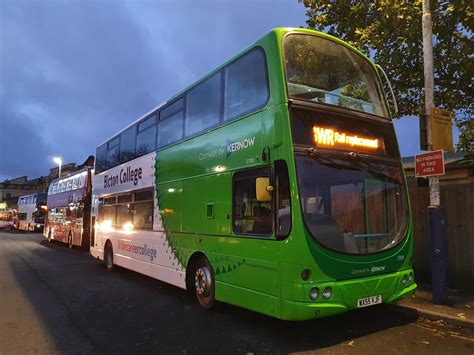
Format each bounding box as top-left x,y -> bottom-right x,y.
357,295 -> 382,308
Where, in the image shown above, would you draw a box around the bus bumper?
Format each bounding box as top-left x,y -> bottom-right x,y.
280,270 -> 417,321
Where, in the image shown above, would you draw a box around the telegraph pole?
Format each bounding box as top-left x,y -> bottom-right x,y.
422,0 -> 447,304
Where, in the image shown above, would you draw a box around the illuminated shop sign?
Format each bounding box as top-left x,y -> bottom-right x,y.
313,126 -> 380,150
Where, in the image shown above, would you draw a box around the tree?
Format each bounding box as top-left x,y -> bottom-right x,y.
299,0 -> 473,152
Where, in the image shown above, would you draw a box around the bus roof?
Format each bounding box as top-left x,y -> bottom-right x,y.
48,166 -> 91,186
96,27 -> 374,148
17,192 -> 47,199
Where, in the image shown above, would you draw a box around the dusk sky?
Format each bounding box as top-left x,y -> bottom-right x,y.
0,0 -> 459,181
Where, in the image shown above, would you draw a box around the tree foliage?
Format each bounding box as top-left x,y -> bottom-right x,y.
300,0 -> 473,152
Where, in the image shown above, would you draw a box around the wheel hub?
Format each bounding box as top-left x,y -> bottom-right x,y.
195,266 -> 211,296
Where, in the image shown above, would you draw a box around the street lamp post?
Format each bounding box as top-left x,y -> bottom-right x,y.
53,157 -> 62,178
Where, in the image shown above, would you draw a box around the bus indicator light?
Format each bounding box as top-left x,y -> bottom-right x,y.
313,126 -> 379,150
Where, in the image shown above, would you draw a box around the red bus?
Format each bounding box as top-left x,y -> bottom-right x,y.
44,167 -> 93,248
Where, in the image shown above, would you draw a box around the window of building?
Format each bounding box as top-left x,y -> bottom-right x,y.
224,49 -> 269,121
233,168 -> 273,236
186,73 -> 221,136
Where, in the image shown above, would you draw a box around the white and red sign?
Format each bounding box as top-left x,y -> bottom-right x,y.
415,150 -> 445,177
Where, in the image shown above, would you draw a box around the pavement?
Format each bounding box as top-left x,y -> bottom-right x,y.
393,286 -> 474,330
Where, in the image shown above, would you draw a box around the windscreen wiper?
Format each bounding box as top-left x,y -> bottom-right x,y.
345,151 -> 402,185
302,147 -> 358,171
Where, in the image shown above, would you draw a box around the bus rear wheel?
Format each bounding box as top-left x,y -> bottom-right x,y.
194,257 -> 215,309
105,242 -> 114,272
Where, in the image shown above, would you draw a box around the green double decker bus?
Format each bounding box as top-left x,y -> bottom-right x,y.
90,28 -> 416,320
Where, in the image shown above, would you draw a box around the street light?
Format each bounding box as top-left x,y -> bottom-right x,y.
53,156 -> 62,178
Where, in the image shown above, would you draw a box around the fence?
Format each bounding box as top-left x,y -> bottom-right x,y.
408,180 -> 474,292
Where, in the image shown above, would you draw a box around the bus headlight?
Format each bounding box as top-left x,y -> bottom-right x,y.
322,287 -> 332,300
402,275 -> 408,285
408,272 -> 413,283
309,287 -> 319,300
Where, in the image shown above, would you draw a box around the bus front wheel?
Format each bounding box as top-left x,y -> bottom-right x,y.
194,257 -> 215,309
105,242 -> 114,272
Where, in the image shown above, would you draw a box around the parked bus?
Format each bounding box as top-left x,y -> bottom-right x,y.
0,210 -> 16,230
44,167 -> 93,248
17,193 -> 47,232
90,28 -> 415,320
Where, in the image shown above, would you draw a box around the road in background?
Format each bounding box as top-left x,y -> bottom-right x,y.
1,231 -> 473,354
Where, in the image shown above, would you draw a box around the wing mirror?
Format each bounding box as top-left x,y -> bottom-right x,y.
256,177 -> 273,202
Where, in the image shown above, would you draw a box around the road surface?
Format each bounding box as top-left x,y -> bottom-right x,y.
1,231 -> 473,354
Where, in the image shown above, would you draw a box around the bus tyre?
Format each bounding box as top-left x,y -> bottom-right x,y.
105,242 -> 114,272
68,232 -> 73,249
194,257 -> 215,309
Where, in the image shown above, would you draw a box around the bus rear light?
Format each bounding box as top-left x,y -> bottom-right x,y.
322,287 -> 332,300
309,287 -> 319,300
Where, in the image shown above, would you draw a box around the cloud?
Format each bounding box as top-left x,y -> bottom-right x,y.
0,0 -> 306,181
